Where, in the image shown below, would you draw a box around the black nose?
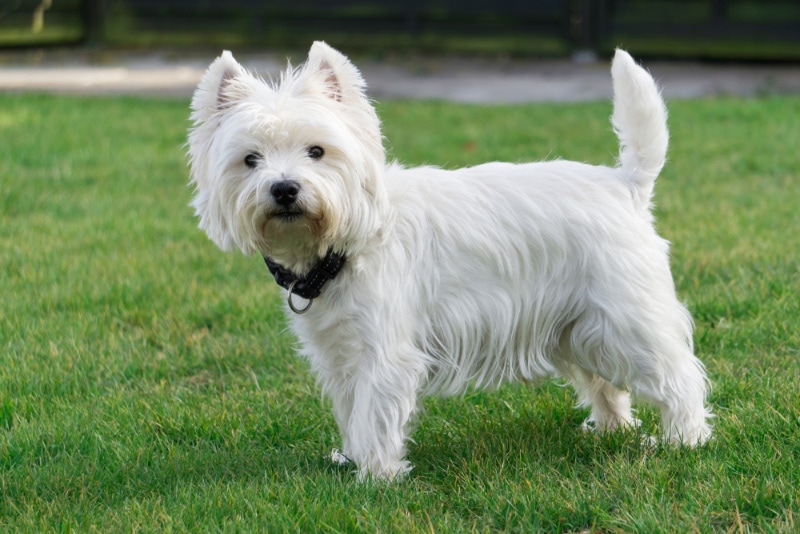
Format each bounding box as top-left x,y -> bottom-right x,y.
270,180 -> 300,206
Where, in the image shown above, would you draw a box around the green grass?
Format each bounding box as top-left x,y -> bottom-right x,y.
1,92 -> 799,531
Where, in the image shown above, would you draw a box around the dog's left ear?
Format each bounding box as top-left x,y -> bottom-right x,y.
304,41 -> 368,102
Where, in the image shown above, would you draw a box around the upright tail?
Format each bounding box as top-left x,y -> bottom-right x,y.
610,49 -> 668,211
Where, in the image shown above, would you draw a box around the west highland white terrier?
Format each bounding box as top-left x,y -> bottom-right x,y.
188,42 -> 712,480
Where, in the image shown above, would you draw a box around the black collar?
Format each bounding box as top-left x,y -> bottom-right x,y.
264,248 -> 346,306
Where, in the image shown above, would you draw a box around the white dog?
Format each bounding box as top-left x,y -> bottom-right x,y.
188,42 -> 712,480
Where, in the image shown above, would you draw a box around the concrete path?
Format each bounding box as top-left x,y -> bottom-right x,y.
2,49 -> 800,102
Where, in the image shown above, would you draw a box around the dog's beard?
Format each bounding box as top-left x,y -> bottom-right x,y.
230,186 -> 335,268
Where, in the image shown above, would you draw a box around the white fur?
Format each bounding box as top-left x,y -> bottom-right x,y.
188,43 -> 713,480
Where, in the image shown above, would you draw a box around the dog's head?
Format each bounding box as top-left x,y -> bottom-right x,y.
188,42 -> 387,271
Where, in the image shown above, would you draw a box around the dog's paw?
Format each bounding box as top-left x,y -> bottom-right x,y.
581,416 -> 642,434
581,418 -> 597,434
356,460 -> 413,483
664,424 -> 714,448
331,448 -> 352,466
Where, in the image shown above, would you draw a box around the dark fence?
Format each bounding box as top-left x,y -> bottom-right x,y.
608,0 -> 800,42
1,0 -> 799,57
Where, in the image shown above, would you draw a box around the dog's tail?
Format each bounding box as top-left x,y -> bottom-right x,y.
610,49 -> 668,210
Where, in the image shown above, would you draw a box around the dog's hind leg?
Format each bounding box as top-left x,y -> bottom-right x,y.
567,367 -> 639,433
629,351 -> 713,447
610,318 -> 713,447
566,304 -> 712,447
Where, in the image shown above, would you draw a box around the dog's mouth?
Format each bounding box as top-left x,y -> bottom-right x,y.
270,208 -> 305,222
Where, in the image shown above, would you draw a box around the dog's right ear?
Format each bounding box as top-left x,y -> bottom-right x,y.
191,51 -> 248,123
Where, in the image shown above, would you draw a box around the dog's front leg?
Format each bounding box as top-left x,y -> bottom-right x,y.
342,363 -> 421,481
326,387 -> 355,466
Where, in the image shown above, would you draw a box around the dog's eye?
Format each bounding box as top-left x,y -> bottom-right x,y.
307,146 -> 324,160
244,153 -> 261,168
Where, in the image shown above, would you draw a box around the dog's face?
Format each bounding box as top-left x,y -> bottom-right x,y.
188,42 -> 387,271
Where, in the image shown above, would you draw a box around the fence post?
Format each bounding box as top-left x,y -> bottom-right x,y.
81,0 -> 106,45
572,0 -> 605,55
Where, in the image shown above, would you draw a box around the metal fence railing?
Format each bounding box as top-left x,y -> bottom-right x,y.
1,0 -> 798,58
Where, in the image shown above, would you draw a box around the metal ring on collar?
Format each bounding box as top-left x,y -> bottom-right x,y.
287,280 -> 313,314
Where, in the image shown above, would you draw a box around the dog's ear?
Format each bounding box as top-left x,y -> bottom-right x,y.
191,51 -> 250,122
304,41 -> 368,102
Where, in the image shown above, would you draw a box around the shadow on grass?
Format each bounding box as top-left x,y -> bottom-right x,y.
408,385 -> 666,482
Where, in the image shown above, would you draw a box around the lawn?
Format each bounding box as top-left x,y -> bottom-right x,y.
1,92 -> 798,531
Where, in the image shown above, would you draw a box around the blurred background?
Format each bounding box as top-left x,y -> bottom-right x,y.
1,0 -> 799,61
